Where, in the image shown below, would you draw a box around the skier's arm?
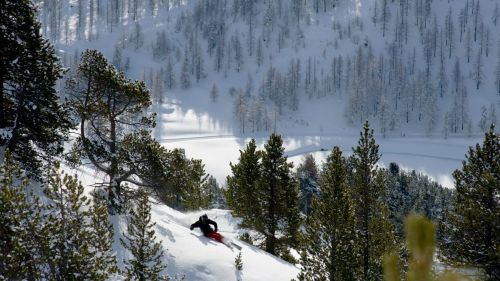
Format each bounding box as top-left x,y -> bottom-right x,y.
190,221 -> 200,230
207,219 -> 218,232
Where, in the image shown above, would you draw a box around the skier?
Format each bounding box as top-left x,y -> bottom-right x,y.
190,214 -> 223,243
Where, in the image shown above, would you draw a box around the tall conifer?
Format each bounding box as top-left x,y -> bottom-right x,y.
352,121 -> 395,281
121,191 -> 168,281
445,125 -> 500,280
0,151 -> 47,280
298,147 -> 357,281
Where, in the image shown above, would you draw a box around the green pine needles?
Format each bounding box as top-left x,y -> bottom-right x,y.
0,152 -> 118,280
443,124 -> 500,280
226,134 -> 301,261
298,147 -> 357,281
121,190 -> 169,281
296,121 -> 396,281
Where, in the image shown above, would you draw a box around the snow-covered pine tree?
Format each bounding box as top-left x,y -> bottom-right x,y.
0,0 -> 72,180
121,190 -> 168,281
45,164 -> 95,280
297,147 -> 357,281
0,151 -> 47,280
89,192 -> 118,280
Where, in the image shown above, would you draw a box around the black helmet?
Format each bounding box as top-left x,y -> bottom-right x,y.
201,214 -> 208,222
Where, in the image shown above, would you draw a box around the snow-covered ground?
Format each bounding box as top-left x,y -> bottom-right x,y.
146,207 -> 299,281
67,165 -> 298,281
155,99 -> 478,189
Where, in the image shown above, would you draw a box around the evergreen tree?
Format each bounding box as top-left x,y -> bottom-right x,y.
182,159 -> 212,211
45,164 -> 95,280
0,0 -> 73,179
89,192 -> 118,280
66,49 -> 154,211
180,52 -> 191,89
258,134 -> 301,259
121,191 -> 168,281
210,83 -> 219,102
164,57 -> 176,89
351,121 -> 395,281
0,150 -> 47,280
226,139 -> 261,228
297,147 -> 357,281
445,125 -> 500,280
226,135 -> 301,260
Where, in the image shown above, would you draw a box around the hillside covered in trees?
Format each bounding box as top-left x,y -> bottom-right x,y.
34,0 -> 500,136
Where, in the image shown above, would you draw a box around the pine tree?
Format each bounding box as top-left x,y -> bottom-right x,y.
164,57 -> 176,89
180,52 -> 191,89
445,125 -> 500,280
45,164 -> 95,280
259,134 -> 301,259
226,135 -> 301,260
472,50 -> 484,90
210,83 -> 219,102
121,191 -> 168,281
0,0 -> 73,179
351,121 -> 395,281
226,139 -> 261,228
89,192 -> 118,280
0,150 -> 47,280
66,49 -> 154,211
182,159 -> 212,211
297,147 -> 357,281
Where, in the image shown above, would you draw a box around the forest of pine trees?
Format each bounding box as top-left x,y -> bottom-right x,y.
32,0 -> 499,136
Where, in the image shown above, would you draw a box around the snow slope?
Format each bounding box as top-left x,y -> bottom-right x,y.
146,207 -> 299,281
110,204 -> 299,281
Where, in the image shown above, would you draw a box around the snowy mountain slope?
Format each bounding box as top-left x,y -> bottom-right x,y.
111,204 -> 299,281
37,0 -> 500,134
48,164 -> 298,281
148,207 -> 299,281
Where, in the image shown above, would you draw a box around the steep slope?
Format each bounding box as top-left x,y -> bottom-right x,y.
117,204 -> 300,280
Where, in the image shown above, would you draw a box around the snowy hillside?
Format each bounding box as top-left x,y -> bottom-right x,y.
36,0 -> 500,133
63,165 -> 299,280
132,206 -> 299,280
33,0 -> 499,188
